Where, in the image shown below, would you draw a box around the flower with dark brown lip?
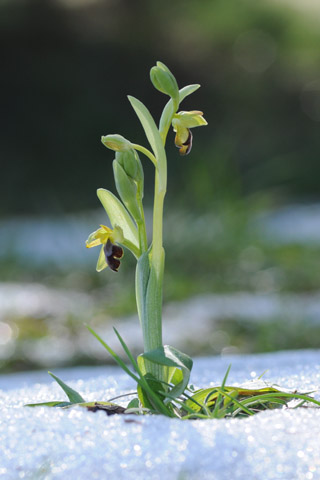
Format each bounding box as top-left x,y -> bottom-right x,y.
86,224 -> 124,272
172,111 -> 207,155
103,238 -> 123,272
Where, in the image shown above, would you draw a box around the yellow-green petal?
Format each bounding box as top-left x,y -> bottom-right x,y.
86,225 -> 113,248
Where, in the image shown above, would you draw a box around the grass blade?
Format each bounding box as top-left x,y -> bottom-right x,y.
86,325 -> 141,384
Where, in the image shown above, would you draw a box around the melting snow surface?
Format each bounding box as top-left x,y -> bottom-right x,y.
0,350 -> 320,480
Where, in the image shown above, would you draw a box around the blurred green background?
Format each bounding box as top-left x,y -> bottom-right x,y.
1,0 -> 320,373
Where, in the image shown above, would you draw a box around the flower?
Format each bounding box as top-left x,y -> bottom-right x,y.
86,224 -> 124,272
172,111 -> 207,155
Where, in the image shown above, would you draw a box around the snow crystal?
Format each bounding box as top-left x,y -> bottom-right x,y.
0,350 -> 320,480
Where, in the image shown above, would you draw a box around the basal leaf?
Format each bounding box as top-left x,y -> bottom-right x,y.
25,401 -> 73,408
183,382 -> 313,414
141,345 -> 193,402
126,398 -> 140,410
48,372 -> 85,404
87,326 -> 173,417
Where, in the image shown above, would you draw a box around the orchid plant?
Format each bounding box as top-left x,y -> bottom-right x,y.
85,61 -> 207,387
27,62 -> 320,418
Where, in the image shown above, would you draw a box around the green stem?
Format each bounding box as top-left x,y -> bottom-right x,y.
137,196 -> 148,254
135,103 -> 173,383
142,247 -> 165,381
132,144 -> 157,167
151,171 -> 166,273
141,153 -> 167,381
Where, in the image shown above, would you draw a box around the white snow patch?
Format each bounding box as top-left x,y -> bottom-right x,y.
0,350 -> 320,479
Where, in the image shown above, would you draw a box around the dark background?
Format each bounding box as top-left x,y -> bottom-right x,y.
1,0 -> 320,372
1,0 -> 320,217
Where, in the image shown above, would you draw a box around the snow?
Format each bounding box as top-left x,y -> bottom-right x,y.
1,203 -> 320,272
1,350 -> 320,479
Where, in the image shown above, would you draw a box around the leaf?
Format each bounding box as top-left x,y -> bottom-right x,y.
169,367 -> 183,386
128,96 -> 165,161
238,392 -> 320,410
136,374 -> 166,412
127,96 -> 167,190
86,326 -> 141,384
210,364 -> 231,418
25,401 -> 73,408
137,384 -> 155,411
135,250 -> 151,334
126,398 -> 140,410
87,325 -> 173,417
97,188 -> 139,249
48,372 -> 85,404
112,328 -> 174,416
136,357 -> 161,410
135,248 -> 167,383
183,382 -> 309,414
141,345 -> 193,402
135,247 -> 165,341
159,84 -> 201,137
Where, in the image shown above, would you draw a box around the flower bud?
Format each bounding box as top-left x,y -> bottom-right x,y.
150,61 -> 179,103
113,160 -> 142,222
101,134 -> 133,152
115,150 -> 143,185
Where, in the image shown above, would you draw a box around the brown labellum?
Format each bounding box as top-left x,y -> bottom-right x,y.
104,238 -> 123,272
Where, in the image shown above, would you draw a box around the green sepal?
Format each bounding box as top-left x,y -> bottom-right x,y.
96,245 -> 107,272
97,188 -> 139,251
48,372 -> 85,404
113,160 -> 142,222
